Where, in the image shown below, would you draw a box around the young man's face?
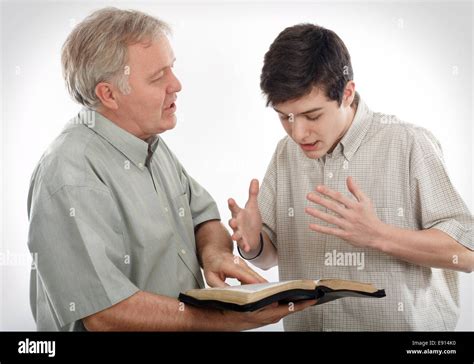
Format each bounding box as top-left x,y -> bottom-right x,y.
115,35 -> 182,139
273,86 -> 355,159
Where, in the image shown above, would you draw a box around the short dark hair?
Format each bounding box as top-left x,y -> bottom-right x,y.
260,23 -> 353,106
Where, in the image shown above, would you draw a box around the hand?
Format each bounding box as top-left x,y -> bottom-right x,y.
225,299 -> 317,331
305,176 -> 385,249
228,179 -> 263,254
202,252 -> 267,287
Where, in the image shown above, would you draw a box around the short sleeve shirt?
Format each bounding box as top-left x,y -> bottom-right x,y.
27,109 -> 220,331
258,98 -> 473,331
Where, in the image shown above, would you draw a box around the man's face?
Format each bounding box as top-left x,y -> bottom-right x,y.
273,86 -> 354,159
116,35 -> 181,139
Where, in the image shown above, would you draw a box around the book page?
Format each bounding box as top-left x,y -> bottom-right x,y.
211,281 -> 291,293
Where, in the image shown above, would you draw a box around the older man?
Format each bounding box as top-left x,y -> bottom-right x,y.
27,8 -> 313,331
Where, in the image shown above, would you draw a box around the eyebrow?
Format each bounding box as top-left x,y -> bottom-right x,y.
148,58 -> 176,79
273,106 -> 323,116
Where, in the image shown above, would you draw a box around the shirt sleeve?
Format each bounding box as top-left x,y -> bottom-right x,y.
258,147 -> 279,248
180,168 -> 221,228
160,139 -> 221,229
27,185 -> 140,328
410,129 -> 473,250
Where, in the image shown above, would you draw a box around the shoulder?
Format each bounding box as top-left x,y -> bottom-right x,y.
369,111 -> 443,159
30,121 -> 108,198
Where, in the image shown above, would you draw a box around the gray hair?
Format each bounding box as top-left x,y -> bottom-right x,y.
61,7 -> 170,109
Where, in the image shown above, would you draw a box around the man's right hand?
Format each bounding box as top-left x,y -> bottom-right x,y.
228,179 -> 263,254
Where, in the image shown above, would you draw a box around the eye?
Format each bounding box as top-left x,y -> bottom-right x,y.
306,114 -> 322,121
150,72 -> 165,83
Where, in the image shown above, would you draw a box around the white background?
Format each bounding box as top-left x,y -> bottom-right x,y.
0,0 -> 472,331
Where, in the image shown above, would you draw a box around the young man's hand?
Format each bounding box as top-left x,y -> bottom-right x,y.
305,176 -> 386,249
227,179 -> 263,254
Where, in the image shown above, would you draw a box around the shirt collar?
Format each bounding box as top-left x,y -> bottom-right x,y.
78,108 -> 159,168
338,96 -> 373,161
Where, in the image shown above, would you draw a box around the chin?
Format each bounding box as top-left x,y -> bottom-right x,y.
303,149 -> 326,160
155,115 -> 177,134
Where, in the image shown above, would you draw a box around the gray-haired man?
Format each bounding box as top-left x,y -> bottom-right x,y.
27,8 -> 314,331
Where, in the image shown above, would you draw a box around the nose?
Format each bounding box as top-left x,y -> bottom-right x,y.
167,69 -> 182,94
292,117 -> 310,142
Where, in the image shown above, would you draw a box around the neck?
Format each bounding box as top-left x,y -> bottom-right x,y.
97,108 -> 152,141
327,105 -> 357,154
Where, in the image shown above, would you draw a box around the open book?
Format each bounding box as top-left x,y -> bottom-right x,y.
179,279 -> 386,312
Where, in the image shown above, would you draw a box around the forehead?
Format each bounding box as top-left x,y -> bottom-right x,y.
274,87 -> 329,114
127,36 -> 174,70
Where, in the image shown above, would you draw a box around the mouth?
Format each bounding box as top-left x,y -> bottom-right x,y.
163,101 -> 177,113
299,140 -> 322,151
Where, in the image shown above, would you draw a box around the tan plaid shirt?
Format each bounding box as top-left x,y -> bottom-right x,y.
258,97 -> 473,331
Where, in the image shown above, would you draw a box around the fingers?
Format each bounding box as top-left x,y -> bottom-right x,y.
205,272 -> 229,288
315,184 -> 356,209
233,269 -> 265,285
231,260 -> 267,284
346,176 -> 365,202
305,206 -> 346,228
229,225 -> 251,252
238,267 -> 267,284
236,237 -> 250,253
309,222 -> 348,239
228,218 -> 238,230
293,299 -> 317,312
306,192 -> 348,217
227,198 -> 242,218
245,179 -> 259,208
260,300 -> 309,322
231,230 -> 242,241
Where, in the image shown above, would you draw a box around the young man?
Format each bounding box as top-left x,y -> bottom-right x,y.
228,24 -> 473,331
27,8 -> 314,331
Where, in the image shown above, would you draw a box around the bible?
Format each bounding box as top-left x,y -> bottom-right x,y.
179,279 -> 386,312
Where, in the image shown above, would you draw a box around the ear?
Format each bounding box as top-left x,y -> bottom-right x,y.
95,82 -> 119,110
342,81 -> 356,108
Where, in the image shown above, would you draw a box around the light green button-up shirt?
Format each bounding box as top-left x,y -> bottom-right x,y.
27,109 -> 220,331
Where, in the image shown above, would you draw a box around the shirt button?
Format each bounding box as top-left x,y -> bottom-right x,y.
138,162 -> 144,169
181,249 -> 186,255
328,172 -> 333,179
343,161 -> 349,170
164,207 -> 169,212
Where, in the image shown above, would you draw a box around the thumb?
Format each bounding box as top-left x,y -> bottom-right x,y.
347,176 -> 365,202
246,179 -> 260,208
228,198 -> 242,218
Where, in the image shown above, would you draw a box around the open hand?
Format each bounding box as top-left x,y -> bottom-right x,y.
228,179 -> 263,254
305,176 -> 385,249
